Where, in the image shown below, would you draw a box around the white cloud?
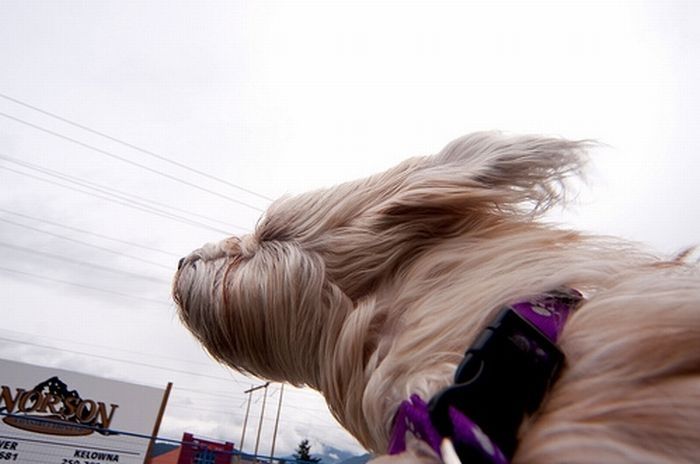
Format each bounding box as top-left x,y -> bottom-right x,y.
1,0 -> 698,457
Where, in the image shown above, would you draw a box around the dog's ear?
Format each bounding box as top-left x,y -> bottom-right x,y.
403,132 -> 591,217
256,132 -> 590,298
211,240 -> 354,387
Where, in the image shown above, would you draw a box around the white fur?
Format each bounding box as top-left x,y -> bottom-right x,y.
173,132 -> 700,463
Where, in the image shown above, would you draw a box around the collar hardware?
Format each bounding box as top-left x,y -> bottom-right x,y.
428,308 -> 565,460
388,288 -> 584,464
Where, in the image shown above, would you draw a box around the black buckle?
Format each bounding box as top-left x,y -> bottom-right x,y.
428,308 -> 565,461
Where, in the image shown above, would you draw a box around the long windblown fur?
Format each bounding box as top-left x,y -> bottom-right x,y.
173,132 -> 700,463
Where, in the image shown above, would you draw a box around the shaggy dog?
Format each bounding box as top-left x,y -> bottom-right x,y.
173,133 -> 700,463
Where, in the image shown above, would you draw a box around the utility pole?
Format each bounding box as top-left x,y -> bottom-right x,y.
238,382 -> 269,463
269,384 -> 285,460
253,382 -> 270,461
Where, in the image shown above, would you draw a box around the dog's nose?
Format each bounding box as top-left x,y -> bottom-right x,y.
178,257 -> 186,270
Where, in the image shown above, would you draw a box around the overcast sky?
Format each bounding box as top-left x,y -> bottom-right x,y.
1,0 -> 699,459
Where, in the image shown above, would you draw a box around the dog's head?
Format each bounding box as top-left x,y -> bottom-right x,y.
173,132 -> 590,382
173,232 -> 354,388
172,132 -> 591,450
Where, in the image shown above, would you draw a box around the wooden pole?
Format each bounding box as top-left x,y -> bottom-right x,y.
236,385 -> 254,464
269,384 -> 284,461
253,382 -> 269,460
143,382 -> 172,464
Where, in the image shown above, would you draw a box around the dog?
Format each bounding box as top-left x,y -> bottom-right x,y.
173,132 -> 700,463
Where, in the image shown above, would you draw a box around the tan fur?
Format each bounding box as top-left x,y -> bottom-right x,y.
173,132 -> 700,463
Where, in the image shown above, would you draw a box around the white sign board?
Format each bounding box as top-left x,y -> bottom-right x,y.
0,359 -> 166,464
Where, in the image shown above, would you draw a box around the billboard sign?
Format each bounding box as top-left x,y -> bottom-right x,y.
0,359 -> 167,464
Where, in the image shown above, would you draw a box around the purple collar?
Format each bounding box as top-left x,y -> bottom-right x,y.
388,288 -> 584,463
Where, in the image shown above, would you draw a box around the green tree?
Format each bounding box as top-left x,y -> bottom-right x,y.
293,439 -> 321,463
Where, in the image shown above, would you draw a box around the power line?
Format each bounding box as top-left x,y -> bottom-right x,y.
0,217 -> 173,270
0,328 -> 253,401
0,241 -> 170,283
0,164 -> 234,235
168,403 -> 249,416
0,266 -> 169,306
0,110 -> 265,211
166,403 -> 340,431
0,327 -> 218,371
0,336 -> 338,426
0,155 -> 239,233
272,401 -> 333,415
0,336 -> 243,383
129,381 -> 249,404
167,402 -> 335,426
0,154 -> 242,231
0,208 -> 180,258
0,92 -> 273,202
170,395 -> 249,408
173,386 -> 251,402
